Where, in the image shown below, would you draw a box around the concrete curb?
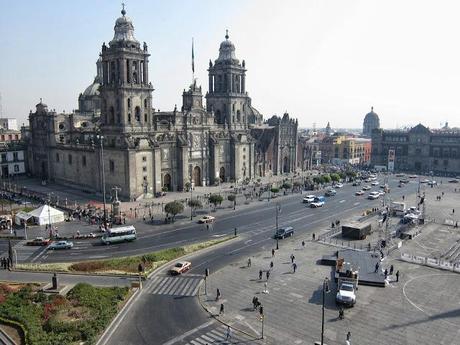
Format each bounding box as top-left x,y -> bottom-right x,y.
0,326 -> 17,345
11,269 -> 139,279
96,287 -> 141,345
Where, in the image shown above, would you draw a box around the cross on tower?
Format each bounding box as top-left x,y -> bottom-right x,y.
121,2 -> 126,16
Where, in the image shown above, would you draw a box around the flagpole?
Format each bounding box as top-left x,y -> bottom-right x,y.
192,37 -> 195,84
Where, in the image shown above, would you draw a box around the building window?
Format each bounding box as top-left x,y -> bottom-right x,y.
13,152 -> 18,161
142,167 -> 147,172
243,147 -> 246,152
243,155 -> 246,160
127,98 -> 131,108
82,156 -> 87,167
444,160 -> 448,166
1,154 -> 6,162
143,176 -> 147,181
135,106 -> 141,121
142,156 -> 147,162
68,154 -> 72,165
144,113 -> 147,122
109,160 -> 115,172
56,153 -> 60,162
13,165 -> 19,172
144,99 -> 147,108
128,113 -> 131,123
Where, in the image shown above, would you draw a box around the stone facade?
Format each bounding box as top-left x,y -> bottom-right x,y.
371,123 -> 460,175
25,9 -> 298,200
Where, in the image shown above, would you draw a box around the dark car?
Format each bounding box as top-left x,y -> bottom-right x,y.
274,226 -> 294,239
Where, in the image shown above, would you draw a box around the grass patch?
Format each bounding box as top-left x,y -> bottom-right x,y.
0,282 -> 129,345
18,235 -> 235,275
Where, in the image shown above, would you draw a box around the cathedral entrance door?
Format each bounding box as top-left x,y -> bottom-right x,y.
193,166 -> 201,186
163,174 -> 171,191
219,167 -> 225,182
283,157 -> 289,173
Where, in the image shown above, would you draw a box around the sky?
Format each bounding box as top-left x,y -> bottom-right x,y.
2,0 -> 460,130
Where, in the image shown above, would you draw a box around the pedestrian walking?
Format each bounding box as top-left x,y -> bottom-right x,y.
453,208 -> 455,214
219,303 -> 224,315
302,240 -> 305,248
226,326 -> 231,340
390,265 -> 394,275
270,261 -> 274,269
247,258 -> 251,267
292,262 -> 297,273
395,270 -> 400,282
252,296 -> 257,310
271,248 -> 275,257
259,269 -> 263,280
263,282 -> 269,294
312,233 -> 316,241
375,262 -> 379,273
216,288 -> 221,301
266,270 -> 270,281
290,254 -> 295,263
384,269 -> 388,279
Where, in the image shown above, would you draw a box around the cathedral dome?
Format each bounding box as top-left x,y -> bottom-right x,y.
364,107 -> 379,122
216,30 -> 238,63
82,79 -> 100,97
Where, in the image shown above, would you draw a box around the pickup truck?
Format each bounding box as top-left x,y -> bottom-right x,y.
336,282 -> 356,307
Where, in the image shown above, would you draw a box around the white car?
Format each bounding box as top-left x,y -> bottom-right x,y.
362,185 -> 371,191
310,200 -> 325,208
169,261 -> 191,275
48,240 -> 74,250
409,175 -> 418,179
420,179 -> 430,184
336,282 -> 356,306
302,195 -> 316,203
368,191 -> 380,200
198,215 -> 215,224
334,183 -> 344,188
355,190 -> 365,196
371,181 -> 380,186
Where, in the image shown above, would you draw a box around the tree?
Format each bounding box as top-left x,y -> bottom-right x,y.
227,194 -> 237,210
281,182 -> 292,190
323,174 -> 332,184
330,173 -> 340,182
209,194 -> 224,210
188,199 -> 202,216
270,187 -> 280,194
313,176 -> 322,185
164,201 -> 184,222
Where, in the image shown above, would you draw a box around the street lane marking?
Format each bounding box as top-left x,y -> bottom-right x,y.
354,202 -> 360,206
339,199 -> 346,203
161,320 -> 215,345
147,276 -> 202,297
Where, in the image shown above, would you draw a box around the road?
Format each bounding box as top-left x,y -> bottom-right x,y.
8,176 -> 419,264
100,176 -> 421,345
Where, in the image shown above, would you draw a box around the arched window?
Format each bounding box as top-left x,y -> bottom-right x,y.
128,113 -> 131,123
144,99 -> 147,108
144,113 -> 147,122
237,110 -> 241,122
127,99 -> 131,108
135,106 -> 141,121
109,107 -> 115,124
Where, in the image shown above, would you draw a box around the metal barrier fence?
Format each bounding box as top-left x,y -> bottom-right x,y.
400,252 -> 460,273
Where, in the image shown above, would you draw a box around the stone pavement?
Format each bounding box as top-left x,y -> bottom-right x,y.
200,233 -> 460,344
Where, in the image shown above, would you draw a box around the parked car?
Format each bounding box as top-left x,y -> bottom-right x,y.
362,185 -> 371,191
26,237 -> 51,246
371,181 -> 380,186
48,240 -> 73,250
274,226 -> 295,239
302,195 -> 316,203
325,189 -> 337,197
399,178 -> 409,184
198,215 -> 215,224
169,261 -> 191,275
336,282 -> 356,306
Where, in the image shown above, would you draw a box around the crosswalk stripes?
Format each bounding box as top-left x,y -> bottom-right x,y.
146,275 -> 202,297
184,324 -> 250,344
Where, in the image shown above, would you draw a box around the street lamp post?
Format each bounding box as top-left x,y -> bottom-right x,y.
321,277 -> 330,345
275,203 -> 281,250
97,135 -> 107,230
190,181 -> 193,221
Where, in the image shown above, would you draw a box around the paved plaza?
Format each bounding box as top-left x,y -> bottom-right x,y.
200,231 -> 460,345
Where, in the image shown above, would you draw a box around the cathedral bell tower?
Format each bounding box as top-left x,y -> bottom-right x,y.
206,31 -> 250,130
99,5 -> 154,139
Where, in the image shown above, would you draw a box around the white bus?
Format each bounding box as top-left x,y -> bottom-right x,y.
101,226 -> 137,244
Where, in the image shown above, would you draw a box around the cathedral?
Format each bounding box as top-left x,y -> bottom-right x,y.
26,8 -> 298,200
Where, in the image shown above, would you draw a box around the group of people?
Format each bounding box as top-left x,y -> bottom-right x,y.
0,257 -> 12,270
374,262 -> 400,282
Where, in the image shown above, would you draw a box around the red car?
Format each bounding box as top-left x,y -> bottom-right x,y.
26,237 -> 51,246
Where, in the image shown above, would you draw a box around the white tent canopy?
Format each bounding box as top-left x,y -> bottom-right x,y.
27,205 -> 65,225
15,211 -> 33,226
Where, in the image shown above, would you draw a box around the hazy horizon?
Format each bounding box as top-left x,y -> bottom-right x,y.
2,0 -> 460,130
